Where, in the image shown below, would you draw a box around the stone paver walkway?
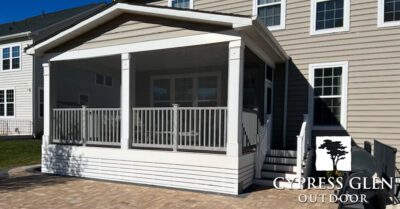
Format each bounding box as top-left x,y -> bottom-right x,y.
0,165 -> 337,209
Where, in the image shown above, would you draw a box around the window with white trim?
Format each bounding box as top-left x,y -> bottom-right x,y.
169,0 -> 193,9
311,0 -> 350,35
309,62 -> 348,129
95,74 -> 113,87
1,45 -> 21,71
255,0 -> 286,30
378,0 -> 400,27
0,89 -> 15,117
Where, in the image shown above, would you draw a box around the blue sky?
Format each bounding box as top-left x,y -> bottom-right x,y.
0,0 -> 112,24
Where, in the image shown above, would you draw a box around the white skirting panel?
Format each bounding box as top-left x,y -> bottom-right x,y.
41,145 -> 255,195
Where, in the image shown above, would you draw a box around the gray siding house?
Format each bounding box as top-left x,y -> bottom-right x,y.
25,0 -> 400,193
0,3 -> 106,137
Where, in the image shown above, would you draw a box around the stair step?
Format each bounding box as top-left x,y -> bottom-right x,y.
262,164 -> 299,173
266,149 -> 297,158
253,179 -> 303,189
264,157 -> 297,165
261,171 -> 297,179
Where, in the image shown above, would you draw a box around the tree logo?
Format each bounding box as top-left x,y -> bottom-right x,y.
316,136 -> 351,172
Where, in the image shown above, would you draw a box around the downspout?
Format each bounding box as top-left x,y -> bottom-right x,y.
282,58 -> 290,148
26,33 -> 36,138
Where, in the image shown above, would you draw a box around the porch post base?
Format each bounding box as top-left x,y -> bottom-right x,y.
226,142 -> 241,157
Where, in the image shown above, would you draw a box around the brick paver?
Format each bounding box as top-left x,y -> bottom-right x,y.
0,165 -> 337,209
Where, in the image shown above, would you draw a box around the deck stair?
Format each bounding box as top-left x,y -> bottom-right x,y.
254,149 -> 306,189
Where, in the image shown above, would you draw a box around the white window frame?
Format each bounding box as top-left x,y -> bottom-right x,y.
378,0 -> 400,27
308,61 -> 348,130
150,72 -> 222,107
79,93 -> 90,106
0,44 -> 22,72
95,73 -> 113,87
168,0 -> 194,9
253,0 -> 286,31
310,0 -> 350,35
38,87 -> 44,119
0,88 -> 16,118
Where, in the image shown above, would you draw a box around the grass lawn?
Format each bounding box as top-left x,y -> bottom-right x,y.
0,139 -> 41,171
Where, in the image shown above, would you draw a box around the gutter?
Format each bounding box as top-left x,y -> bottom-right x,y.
0,32 -> 31,42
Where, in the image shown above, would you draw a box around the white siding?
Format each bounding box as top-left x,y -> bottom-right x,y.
42,145 -> 254,195
0,40 -> 33,122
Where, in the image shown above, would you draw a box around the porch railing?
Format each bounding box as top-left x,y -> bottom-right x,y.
0,120 -> 33,136
132,105 -> 228,152
52,108 -> 121,146
296,114 -> 310,181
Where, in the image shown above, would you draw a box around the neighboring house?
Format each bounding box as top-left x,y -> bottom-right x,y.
26,0 -> 400,194
0,3 -> 106,137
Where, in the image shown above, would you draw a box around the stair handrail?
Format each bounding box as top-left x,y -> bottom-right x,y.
255,115 -> 271,179
296,114 -> 309,181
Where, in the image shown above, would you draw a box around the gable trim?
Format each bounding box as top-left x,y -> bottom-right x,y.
27,3 -> 253,55
49,32 -> 241,61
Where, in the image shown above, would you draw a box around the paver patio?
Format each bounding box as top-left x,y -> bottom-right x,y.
0,165 -> 337,209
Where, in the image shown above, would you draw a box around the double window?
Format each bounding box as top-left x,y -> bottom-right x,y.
311,0 -> 350,35
1,45 -> 21,71
378,0 -> 400,27
169,0 -> 193,9
96,74 -> 113,87
152,73 -> 220,107
0,89 -> 15,117
309,62 -> 348,129
255,0 -> 286,30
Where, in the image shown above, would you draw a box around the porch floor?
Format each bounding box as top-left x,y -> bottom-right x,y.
0,165 -> 337,209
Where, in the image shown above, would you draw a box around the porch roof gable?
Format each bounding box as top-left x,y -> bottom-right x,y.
26,3 -> 289,62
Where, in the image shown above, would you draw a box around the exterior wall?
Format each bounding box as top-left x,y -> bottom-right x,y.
42,144 -> 255,195
49,13 -> 230,53
54,64 -> 121,108
0,39 -> 34,136
139,0 -> 400,155
272,0 -> 400,154
33,56 -> 44,136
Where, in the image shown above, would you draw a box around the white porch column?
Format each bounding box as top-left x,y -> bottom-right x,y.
43,63 -> 51,146
226,40 -> 244,156
121,53 -> 132,150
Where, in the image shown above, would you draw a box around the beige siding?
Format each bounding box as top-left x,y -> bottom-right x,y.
269,0 -> 400,153
49,14 -> 230,53
195,0 -> 252,15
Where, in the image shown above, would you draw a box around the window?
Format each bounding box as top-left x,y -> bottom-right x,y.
175,78 -> 193,107
96,74 -> 104,85
378,0 -> 400,27
198,76 -> 218,107
96,74 -> 113,87
310,0 -> 350,35
79,94 -> 89,106
151,73 -> 220,107
309,62 -> 348,129
153,79 -> 171,107
255,0 -> 286,30
169,0 -> 193,9
1,45 -> 20,71
0,89 -> 15,117
39,89 -> 44,118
